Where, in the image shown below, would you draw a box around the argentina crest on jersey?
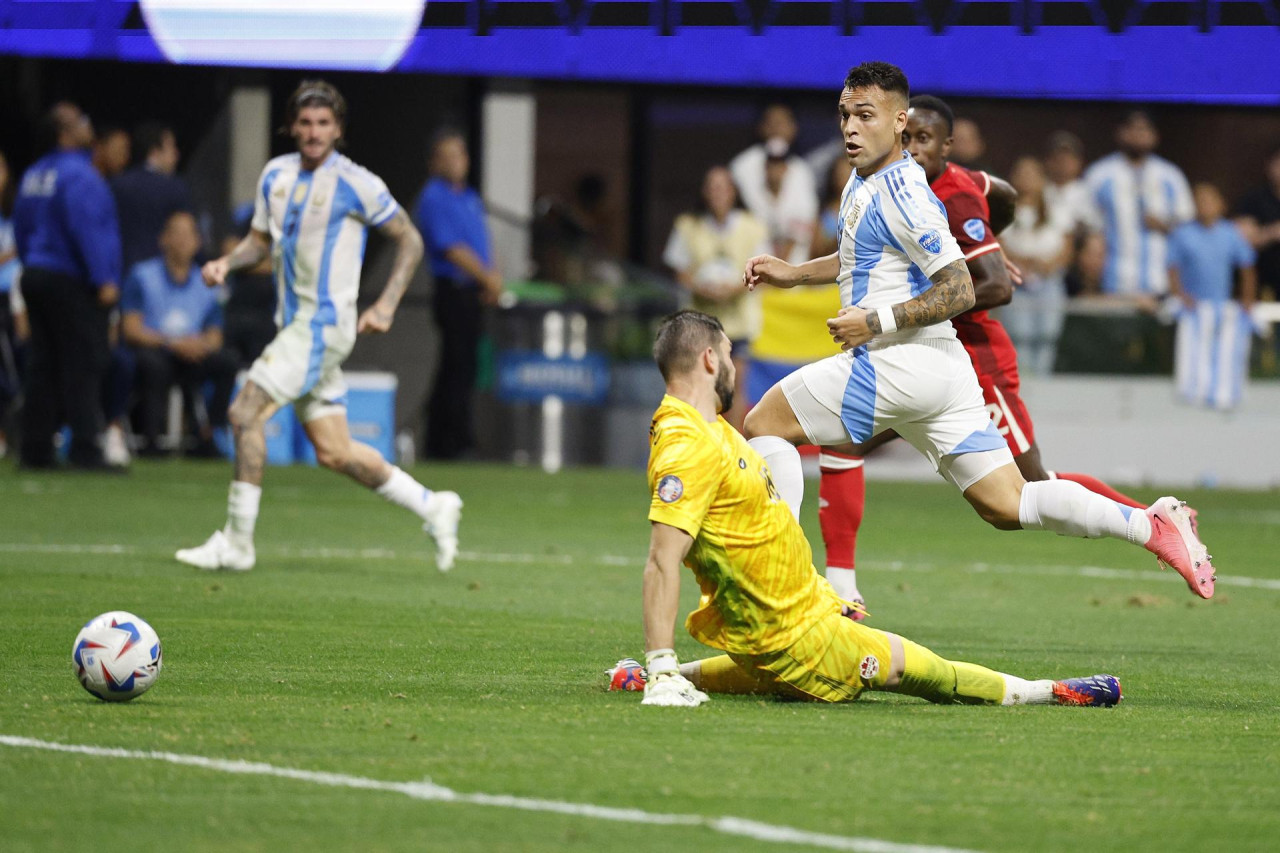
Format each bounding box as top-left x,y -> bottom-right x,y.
963,218 -> 986,242
843,181 -> 874,233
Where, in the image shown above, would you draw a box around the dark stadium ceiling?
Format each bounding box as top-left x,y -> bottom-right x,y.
2,1 -> 1278,102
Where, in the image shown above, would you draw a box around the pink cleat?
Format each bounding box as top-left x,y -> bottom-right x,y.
842,598 -> 868,622
1144,497 -> 1215,599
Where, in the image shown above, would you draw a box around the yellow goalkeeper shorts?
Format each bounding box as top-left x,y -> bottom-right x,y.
730,611 -> 894,703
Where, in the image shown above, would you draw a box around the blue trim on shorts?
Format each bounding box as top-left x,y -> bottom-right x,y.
948,421 -> 1007,455
840,346 -> 877,443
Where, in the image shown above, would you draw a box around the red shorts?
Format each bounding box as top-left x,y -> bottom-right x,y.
954,313 -> 1037,457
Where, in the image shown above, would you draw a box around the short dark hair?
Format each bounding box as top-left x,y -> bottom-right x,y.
1119,109 -> 1155,129
284,79 -> 347,130
843,62 -> 910,106
42,101 -> 80,149
908,95 -> 954,135
428,126 -> 466,158
653,310 -> 725,381
133,121 -> 172,159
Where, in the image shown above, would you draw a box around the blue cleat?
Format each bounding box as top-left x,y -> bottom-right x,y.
1052,674 -> 1123,707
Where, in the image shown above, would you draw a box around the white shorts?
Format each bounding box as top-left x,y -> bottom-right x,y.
781,336 -> 1013,490
246,320 -> 354,423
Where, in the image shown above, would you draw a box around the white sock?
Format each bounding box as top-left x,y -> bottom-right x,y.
826,566 -> 862,601
1000,674 -> 1056,706
748,435 -> 803,520
225,481 -> 261,549
375,466 -> 434,522
1018,479 -> 1150,545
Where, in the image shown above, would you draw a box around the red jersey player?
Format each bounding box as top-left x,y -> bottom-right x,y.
819,95 -> 1154,618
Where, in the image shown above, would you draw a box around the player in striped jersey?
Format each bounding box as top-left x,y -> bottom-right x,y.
740,62 -> 1215,602
632,310 -> 1121,709
177,81 -> 462,573
815,96 -> 1161,614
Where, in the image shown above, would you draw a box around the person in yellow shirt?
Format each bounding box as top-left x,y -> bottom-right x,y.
632,309 -> 1121,709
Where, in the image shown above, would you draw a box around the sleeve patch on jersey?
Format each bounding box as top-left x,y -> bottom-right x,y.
917,229 -> 943,254
656,475 -> 684,503
859,655 -> 881,680
963,218 -> 986,242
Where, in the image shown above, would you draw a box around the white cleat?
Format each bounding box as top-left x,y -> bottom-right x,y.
175,530 -> 255,572
423,491 -> 463,572
103,424 -> 132,468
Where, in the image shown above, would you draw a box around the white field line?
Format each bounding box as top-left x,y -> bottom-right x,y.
2,542 -> 1277,592
0,735 -> 975,853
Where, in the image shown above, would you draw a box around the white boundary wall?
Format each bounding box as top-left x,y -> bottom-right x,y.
860,376 -> 1280,491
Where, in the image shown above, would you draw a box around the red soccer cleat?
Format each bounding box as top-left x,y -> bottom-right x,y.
1144,497 -> 1215,599
606,658 -> 647,691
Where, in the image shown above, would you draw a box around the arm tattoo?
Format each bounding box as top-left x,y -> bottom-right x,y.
890,260 -> 976,331
373,209 -> 424,310
226,231 -> 270,274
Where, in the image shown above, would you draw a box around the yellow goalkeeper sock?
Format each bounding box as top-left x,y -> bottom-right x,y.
895,638 -> 1006,705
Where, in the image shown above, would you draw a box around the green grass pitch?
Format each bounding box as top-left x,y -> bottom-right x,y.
2,461 -> 1278,852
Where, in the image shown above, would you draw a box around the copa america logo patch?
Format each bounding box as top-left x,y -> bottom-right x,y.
656,475 -> 684,503
963,218 -> 986,242
859,655 -> 880,680
917,230 -> 943,254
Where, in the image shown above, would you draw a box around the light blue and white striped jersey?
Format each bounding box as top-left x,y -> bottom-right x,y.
1082,152 -> 1193,296
836,152 -> 965,342
251,151 -> 399,335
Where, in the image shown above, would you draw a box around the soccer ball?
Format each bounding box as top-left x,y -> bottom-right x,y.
71,611 -> 163,702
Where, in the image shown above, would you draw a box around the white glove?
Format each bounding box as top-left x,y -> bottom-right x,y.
640,649 -> 709,707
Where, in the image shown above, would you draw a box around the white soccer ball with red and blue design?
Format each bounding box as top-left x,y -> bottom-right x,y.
71,611 -> 163,702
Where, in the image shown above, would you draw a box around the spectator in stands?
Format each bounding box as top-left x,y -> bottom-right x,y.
1043,131 -> 1093,234
663,165 -> 768,428
1234,143 -> 1280,302
749,139 -> 818,265
112,121 -> 192,274
810,157 -> 853,258
121,210 -> 235,456
92,126 -> 131,180
950,118 -> 991,172
416,128 -> 502,460
12,102 -> 122,470
1167,183 -> 1257,411
730,104 -> 817,233
999,156 -> 1072,375
1083,110 -> 1193,296
1064,232 -> 1107,298
0,150 -> 20,458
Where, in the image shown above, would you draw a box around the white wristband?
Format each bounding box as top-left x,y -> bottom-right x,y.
645,649 -> 679,677
876,306 -> 898,336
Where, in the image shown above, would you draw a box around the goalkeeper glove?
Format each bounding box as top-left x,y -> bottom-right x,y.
640,649 -> 709,707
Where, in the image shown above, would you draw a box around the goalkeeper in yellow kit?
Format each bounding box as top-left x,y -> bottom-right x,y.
626,310 -> 1121,709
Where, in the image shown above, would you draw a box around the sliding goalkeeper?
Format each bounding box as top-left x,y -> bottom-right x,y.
622,310 -> 1121,709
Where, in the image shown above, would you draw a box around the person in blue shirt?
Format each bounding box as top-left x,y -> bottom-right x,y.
12,102 -> 123,470
1167,183 -> 1258,410
121,210 -> 236,456
111,122 -> 193,274
415,129 -> 503,460
0,149 -> 22,458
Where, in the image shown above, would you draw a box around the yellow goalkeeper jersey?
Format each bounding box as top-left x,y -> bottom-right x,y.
646,394 -> 840,656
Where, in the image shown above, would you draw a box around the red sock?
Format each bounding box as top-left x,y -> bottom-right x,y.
1054,472 -> 1146,509
819,456 -> 866,570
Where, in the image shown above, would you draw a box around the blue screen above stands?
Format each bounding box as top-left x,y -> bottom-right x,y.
0,0 -> 1277,104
